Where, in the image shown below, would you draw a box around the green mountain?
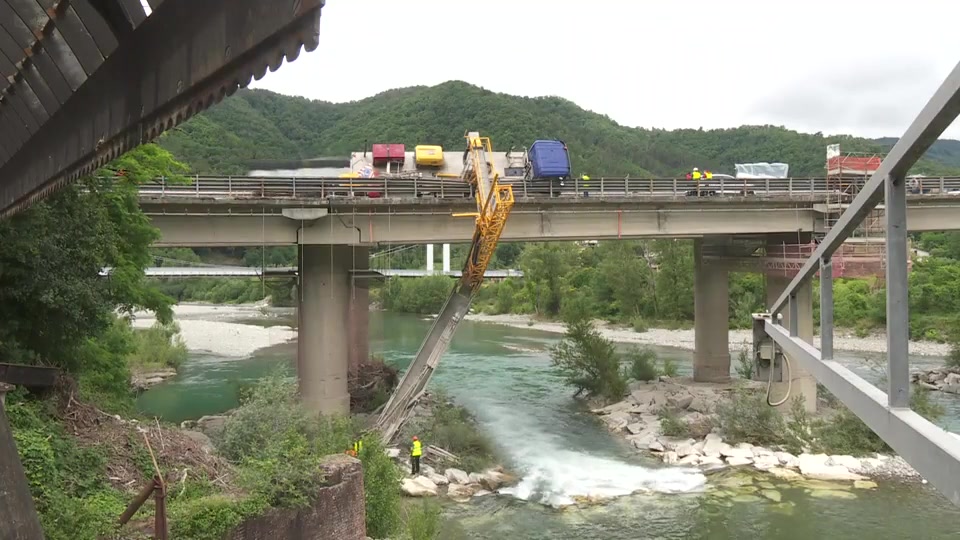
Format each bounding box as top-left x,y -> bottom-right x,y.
876,137 -> 960,170
158,81 -> 960,177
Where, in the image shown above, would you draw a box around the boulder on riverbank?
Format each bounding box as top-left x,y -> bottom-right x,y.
597,377 -> 922,485
912,367 -> 960,393
130,368 -> 177,393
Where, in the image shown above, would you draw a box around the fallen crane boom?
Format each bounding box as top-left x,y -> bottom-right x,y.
375,132 -> 514,442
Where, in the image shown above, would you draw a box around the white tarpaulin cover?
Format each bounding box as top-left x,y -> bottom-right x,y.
734,163 -> 790,179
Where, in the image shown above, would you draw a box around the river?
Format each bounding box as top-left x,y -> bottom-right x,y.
137,311 -> 960,539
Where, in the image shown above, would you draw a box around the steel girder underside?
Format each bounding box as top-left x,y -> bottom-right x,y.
0,0 -> 324,218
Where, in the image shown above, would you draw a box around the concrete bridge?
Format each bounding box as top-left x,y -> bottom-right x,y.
137,175 -> 960,246
132,174 -> 960,428
104,266 -> 522,279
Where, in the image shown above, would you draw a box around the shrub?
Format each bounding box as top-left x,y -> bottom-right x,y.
657,408 -> 689,437
550,319 -> 627,403
237,430 -> 326,507
628,347 -> 659,382
402,500 -> 443,540
359,435 -> 403,538
218,375 -> 308,461
169,495 -> 270,540
631,316 -> 648,333
661,357 -> 679,378
130,320 -> 188,370
716,386 -> 787,447
423,391 -> 496,473
734,346 -> 753,380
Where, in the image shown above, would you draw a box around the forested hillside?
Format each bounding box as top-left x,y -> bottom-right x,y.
158,81 -> 960,178
152,81 -> 960,344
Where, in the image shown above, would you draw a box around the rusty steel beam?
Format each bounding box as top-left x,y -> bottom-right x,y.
0,0 -> 325,217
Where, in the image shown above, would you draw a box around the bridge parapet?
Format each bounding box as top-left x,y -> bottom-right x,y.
135,175 -> 960,202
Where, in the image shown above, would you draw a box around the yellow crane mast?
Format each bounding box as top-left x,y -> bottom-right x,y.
375,132 -> 515,442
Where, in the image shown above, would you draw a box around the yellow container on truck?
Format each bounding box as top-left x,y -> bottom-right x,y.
415,145 -> 445,167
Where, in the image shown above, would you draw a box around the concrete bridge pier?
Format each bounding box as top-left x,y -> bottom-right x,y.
765,272 -> 817,412
693,239 -> 731,382
348,247 -> 370,377
298,244 -> 352,415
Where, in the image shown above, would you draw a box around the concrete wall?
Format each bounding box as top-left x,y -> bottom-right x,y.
226,454 -> 366,540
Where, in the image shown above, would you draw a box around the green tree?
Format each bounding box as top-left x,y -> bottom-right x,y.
550,318 -> 627,403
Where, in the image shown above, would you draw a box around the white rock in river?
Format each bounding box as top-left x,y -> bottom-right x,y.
648,440 -> 665,452
445,468 -> 470,485
798,454 -> 865,481
774,451 -> 799,468
447,483 -> 476,502
675,443 -> 698,458
721,445 -> 752,459
768,467 -> 802,480
663,451 -> 679,464
699,455 -> 724,467
678,454 -> 700,466
726,456 -> 753,466
402,477 -> 438,497
827,455 -> 861,470
702,437 -> 725,457
626,422 -> 645,435
427,472 -> 449,486
752,454 -> 780,471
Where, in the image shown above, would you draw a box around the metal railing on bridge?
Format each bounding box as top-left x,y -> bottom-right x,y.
99,266 -> 523,279
135,175 -> 960,200
756,60 -> 960,506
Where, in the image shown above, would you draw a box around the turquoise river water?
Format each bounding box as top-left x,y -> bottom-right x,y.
137,311 -> 960,539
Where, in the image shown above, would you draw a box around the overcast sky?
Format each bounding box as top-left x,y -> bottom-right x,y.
251,0 -> 960,140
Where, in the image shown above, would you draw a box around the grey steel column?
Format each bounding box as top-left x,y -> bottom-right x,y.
886,173 -> 910,408
820,257 -> 834,361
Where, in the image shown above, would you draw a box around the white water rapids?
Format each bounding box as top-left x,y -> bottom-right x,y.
479,400 -> 706,508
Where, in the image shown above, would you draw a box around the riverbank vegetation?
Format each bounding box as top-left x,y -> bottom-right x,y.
550,315 -> 948,457
0,146 -> 411,539
399,390 -> 497,475
369,236 -> 960,346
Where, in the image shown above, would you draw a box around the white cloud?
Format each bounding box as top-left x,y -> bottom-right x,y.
251,0 -> 960,139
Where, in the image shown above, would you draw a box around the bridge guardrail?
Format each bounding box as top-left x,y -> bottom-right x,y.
134,175 -> 960,200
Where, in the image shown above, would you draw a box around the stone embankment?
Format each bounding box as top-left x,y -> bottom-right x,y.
594,378 -> 920,483
912,366 -> 960,393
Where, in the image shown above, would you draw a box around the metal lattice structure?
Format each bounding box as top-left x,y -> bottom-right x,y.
756,60 -> 960,506
0,0 -> 325,218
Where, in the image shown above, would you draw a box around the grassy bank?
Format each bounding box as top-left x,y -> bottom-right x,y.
9,373 -> 428,540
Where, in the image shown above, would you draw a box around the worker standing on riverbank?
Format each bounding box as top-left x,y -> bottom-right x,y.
410,435 -> 422,475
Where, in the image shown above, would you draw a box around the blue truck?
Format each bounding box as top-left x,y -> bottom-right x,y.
525,139 -> 571,182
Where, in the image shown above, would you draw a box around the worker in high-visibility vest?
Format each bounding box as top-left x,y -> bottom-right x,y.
704,170 -> 713,180
580,174 -> 591,197
353,438 -> 363,455
410,435 -> 422,475
691,168 -> 702,196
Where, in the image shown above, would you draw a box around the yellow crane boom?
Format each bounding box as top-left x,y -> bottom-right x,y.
375,132 -> 514,442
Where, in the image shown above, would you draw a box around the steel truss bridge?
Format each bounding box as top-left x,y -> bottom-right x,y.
754,61 -> 960,506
